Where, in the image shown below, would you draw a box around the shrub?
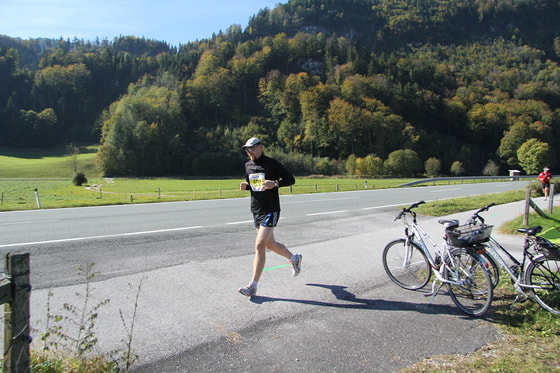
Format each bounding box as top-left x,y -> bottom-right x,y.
72,172 -> 88,186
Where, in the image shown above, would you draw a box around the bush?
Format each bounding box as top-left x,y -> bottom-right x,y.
72,172 -> 88,186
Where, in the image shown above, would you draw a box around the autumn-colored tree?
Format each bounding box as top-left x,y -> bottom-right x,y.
517,138 -> 553,175
450,161 -> 465,176
424,157 -> 441,177
345,154 -> 357,176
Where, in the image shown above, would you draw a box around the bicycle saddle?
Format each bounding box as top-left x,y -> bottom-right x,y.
517,226 -> 542,236
438,219 -> 459,229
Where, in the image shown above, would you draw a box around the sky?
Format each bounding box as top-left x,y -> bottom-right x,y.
1,0 -> 282,47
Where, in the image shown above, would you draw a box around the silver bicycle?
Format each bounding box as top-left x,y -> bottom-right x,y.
382,201 -> 493,317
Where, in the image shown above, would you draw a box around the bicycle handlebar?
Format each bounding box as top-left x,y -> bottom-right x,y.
395,200 -> 425,220
466,202 -> 496,225
475,202 -> 496,214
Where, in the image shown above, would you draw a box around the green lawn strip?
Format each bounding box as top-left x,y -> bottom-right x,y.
412,190 -> 528,217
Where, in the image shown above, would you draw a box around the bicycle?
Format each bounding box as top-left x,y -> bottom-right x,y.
382,201 -> 493,317
457,203 -> 560,315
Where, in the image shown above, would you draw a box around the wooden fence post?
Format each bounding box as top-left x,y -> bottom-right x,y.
524,189 -> 531,226
548,184 -> 555,214
4,253 -> 31,373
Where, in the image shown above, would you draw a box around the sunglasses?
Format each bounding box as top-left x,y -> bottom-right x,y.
244,145 -> 259,152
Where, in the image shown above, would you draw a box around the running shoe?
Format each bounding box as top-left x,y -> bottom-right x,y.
238,284 -> 257,297
290,254 -> 302,277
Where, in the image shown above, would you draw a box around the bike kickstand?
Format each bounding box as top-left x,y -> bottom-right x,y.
425,280 -> 442,305
510,293 -> 529,309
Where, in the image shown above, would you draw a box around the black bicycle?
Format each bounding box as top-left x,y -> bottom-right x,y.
454,203 -> 560,315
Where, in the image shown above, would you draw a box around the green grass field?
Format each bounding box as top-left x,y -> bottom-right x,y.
0,145 -> 524,211
0,177 -> 419,210
0,145 -> 421,210
0,145 -> 99,178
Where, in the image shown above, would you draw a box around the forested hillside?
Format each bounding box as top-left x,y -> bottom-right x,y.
1,0 -> 559,177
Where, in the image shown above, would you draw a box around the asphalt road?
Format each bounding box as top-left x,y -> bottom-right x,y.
0,180 -> 534,371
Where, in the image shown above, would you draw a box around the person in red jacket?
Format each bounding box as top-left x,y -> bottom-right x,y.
538,167 -> 552,200
238,137 -> 302,297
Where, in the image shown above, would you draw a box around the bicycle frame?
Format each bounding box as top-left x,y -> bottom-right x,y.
481,237 -> 529,300
483,236 -> 550,295
401,211 -> 480,296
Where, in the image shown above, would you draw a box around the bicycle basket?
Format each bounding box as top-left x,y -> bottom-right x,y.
446,224 -> 493,247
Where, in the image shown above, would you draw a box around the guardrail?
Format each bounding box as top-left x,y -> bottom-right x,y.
399,175 -> 539,187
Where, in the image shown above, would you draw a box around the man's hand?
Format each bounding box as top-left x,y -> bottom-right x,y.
263,180 -> 278,189
240,181 -> 249,190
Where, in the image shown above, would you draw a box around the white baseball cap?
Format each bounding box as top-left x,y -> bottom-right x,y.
241,137 -> 262,149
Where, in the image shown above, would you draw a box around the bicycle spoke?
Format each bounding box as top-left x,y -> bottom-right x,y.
525,257 -> 560,315
445,248 -> 493,317
383,239 -> 431,290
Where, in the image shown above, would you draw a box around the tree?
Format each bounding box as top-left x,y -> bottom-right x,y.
450,161 -> 465,176
498,122 -> 531,167
345,154 -> 357,175
97,81 -> 186,176
424,157 -> 441,177
356,155 -> 383,177
517,138 -> 553,174
384,149 -> 422,177
482,160 -> 500,176
66,143 -> 80,174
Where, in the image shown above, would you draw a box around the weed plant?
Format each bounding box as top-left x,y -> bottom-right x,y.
33,263 -> 141,373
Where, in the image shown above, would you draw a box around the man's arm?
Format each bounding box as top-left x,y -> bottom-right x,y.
276,163 -> 295,187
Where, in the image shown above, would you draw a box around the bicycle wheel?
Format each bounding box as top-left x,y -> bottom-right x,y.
382,239 -> 431,290
445,247 -> 493,317
525,256 -> 560,315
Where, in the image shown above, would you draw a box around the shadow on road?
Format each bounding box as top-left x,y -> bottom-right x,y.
249,283 -> 468,317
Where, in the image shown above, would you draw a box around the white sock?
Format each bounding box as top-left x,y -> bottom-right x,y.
250,281 -> 258,288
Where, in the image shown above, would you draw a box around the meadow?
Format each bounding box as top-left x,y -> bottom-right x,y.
0,145 -> 421,210
0,176 -> 423,211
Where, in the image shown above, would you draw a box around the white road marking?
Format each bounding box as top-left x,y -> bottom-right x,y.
307,210 -> 347,216
0,226 -> 202,248
0,219 -> 57,226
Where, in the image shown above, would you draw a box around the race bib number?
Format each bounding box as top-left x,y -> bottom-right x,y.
249,173 -> 266,191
